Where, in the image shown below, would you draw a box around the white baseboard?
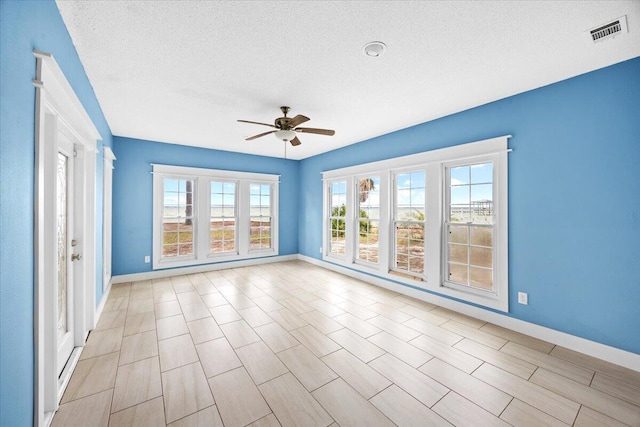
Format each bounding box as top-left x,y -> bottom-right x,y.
298,255 -> 640,372
111,254 -> 298,284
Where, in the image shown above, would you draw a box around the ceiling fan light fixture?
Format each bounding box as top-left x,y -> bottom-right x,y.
274,129 -> 296,141
363,41 -> 386,57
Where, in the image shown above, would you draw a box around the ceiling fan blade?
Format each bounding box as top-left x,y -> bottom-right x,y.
288,115 -> 310,128
294,127 -> 335,136
290,136 -> 302,146
246,130 -> 276,141
237,119 -> 277,128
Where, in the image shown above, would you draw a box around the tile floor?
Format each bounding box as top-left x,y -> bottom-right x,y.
53,260 -> 640,426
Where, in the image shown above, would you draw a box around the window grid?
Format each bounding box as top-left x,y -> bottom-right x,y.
329,181 -> 347,256
162,178 -> 195,258
210,181 -> 237,254
356,177 -> 380,264
393,171 -> 425,276
446,162 -> 494,291
249,184 -> 272,250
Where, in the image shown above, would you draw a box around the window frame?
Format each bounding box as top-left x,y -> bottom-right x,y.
355,175 -> 381,267
391,169 -> 427,279
159,175 -> 197,261
322,135 -> 510,312
153,164 -> 279,270
248,182 -> 275,253
325,179 -> 349,259
209,180 -> 239,256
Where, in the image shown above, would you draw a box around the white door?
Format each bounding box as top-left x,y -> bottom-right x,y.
56,133 -> 75,376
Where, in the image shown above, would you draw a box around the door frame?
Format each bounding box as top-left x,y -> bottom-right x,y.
33,50 -> 102,427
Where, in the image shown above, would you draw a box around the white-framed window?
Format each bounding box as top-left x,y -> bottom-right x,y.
210,181 -> 237,255
356,176 -> 380,265
322,135 -> 510,312
249,183 -> 273,251
445,160 -> 495,292
161,177 -> 196,259
327,180 -> 347,257
153,165 -> 279,269
392,170 -> 425,277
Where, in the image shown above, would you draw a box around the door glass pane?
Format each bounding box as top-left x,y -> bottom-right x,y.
57,153 -> 68,338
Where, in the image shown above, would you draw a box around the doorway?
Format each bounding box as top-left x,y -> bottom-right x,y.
33,50 -> 102,426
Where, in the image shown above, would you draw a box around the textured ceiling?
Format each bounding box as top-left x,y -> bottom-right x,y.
56,1 -> 640,160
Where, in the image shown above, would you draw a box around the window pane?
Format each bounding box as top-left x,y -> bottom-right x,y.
470,267 -> 493,290
451,186 -> 469,205
471,162 -> 493,184
449,225 -> 468,244
470,247 -> 492,268
163,244 -> 177,257
223,182 -> 235,193
396,173 -> 410,189
211,181 -> 222,193
450,205 -> 470,223
448,263 -> 468,284
470,226 -> 492,247
409,257 -> 423,274
471,184 -> 492,203
449,243 -> 468,264
450,166 -> 469,185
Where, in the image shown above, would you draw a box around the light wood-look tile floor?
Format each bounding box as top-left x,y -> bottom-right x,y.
53,261 -> 640,427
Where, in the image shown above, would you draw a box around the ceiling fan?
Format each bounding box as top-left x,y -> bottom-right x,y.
238,106 -> 335,146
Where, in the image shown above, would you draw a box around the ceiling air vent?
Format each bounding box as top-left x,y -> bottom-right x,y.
587,16 -> 628,43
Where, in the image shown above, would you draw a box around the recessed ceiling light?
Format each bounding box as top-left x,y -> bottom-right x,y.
363,41 -> 386,57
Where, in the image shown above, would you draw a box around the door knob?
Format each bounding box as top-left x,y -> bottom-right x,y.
71,253 -> 82,261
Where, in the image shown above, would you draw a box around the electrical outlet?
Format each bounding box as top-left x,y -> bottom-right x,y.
144,256 -> 150,263
319,247 -> 323,254
518,292 -> 528,305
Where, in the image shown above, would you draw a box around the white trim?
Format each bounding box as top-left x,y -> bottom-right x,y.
103,147 -> 115,291
112,254 -> 298,284
298,255 -> 640,372
152,163 -> 280,181
322,136 -> 511,180
33,50 -> 101,427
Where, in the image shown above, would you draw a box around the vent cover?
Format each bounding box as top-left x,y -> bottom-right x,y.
588,16 -> 628,43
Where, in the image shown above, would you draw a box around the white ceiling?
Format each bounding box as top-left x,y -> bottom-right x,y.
56,1 -> 640,160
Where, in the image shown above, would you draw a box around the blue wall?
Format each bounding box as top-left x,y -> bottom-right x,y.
299,57 -> 640,354
0,1 -> 112,425
111,137 -> 299,275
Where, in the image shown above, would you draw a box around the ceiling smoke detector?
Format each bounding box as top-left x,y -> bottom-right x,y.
587,16 -> 628,43
363,41 -> 386,57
